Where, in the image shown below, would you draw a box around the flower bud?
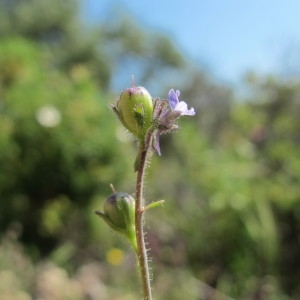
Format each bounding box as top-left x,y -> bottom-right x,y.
116,86 -> 153,139
95,193 -> 136,248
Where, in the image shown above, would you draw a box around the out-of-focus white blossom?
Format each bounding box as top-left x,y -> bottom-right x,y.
36,105 -> 61,127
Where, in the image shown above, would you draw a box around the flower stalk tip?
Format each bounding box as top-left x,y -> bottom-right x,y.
98,82 -> 196,300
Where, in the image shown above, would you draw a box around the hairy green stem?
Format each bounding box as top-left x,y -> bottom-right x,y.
135,130 -> 154,300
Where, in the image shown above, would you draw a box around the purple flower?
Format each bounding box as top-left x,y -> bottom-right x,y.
168,89 -> 195,116
152,89 -> 195,155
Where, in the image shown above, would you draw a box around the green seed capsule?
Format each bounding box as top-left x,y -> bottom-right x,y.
116,86 -> 153,140
104,193 -> 135,232
95,193 -> 137,250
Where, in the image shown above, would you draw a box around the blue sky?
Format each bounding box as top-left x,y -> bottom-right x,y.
82,0 -> 300,84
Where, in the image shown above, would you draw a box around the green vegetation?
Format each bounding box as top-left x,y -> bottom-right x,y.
0,1 -> 300,299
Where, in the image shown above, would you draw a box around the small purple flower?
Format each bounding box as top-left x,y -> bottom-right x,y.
168,89 -> 195,116
158,89 -> 195,127
152,89 -> 195,155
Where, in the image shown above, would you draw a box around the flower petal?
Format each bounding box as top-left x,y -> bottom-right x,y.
152,131 -> 162,155
168,89 -> 179,110
186,107 -> 195,115
175,101 -> 188,112
175,101 -> 196,116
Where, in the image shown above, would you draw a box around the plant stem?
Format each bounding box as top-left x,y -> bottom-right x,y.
135,131 -> 154,300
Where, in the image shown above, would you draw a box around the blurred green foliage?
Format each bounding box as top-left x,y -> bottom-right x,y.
0,1 -> 300,299
0,35 -> 133,256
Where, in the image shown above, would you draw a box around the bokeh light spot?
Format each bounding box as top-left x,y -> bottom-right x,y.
106,248 -> 124,266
